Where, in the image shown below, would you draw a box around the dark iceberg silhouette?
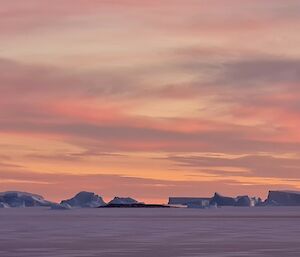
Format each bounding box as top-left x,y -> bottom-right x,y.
265,191 -> 300,206
61,191 -> 106,208
108,197 -> 141,205
102,197 -> 171,208
100,203 -> 171,208
210,193 -> 236,206
168,197 -> 211,205
168,197 -> 211,208
169,193 -> 262,208
235,195 -> 252,207
0,202 -> 9,208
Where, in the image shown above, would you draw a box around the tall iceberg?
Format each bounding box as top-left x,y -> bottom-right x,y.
210,193 -> 236,206
61,191 -> 106,208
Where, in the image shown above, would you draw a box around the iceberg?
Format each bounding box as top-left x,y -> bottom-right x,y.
266,191 -> 300,206
0,202 -> 9,208
235,195 -> 252,207
186,201 -> 210,209
61,191 -> 106,208
108,197 -> 141,205
0,191 -> 54,208
100,203 -> 171,208
168,197 -> 211,206
50,203 -> 72,210
210,193 -> 236,206
169,194 -> 259,208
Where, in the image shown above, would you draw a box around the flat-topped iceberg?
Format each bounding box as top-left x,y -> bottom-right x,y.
168,197 -> 211,206
266,190 -> 300,206
0,191 -> 54,208
169,193 -> 259,208
61,191 -> 106,208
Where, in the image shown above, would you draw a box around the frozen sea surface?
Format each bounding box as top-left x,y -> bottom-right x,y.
0,207 -> 300,257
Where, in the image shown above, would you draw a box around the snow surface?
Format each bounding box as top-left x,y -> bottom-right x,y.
0,207 -> 300,257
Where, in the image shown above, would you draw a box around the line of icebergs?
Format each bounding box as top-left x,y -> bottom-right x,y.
1,190 -> 300,209
169,191 -> 300,208
0,191 -> 155,209
0,191 -> 54,208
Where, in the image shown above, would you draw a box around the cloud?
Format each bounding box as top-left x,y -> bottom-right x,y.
168,153 -> 300,179
1,56 -> 300,154
216,58 -> 300,87
0,58 -> 138,101
27,150 -> 127,162
1,0 -> 300,200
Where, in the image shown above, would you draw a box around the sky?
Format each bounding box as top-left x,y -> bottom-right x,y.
1,0 -> 300,203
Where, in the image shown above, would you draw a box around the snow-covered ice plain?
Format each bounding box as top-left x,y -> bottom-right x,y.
0,207 -> 300,257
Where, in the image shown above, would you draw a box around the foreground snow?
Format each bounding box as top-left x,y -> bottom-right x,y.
0,207 -> 299,257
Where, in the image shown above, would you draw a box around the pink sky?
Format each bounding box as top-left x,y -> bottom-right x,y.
1,0 -> 300,203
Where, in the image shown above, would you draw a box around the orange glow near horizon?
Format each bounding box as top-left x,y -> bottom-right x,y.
1,0 -> 300,203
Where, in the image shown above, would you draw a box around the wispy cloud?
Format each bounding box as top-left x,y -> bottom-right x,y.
1,0 -> 300,200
